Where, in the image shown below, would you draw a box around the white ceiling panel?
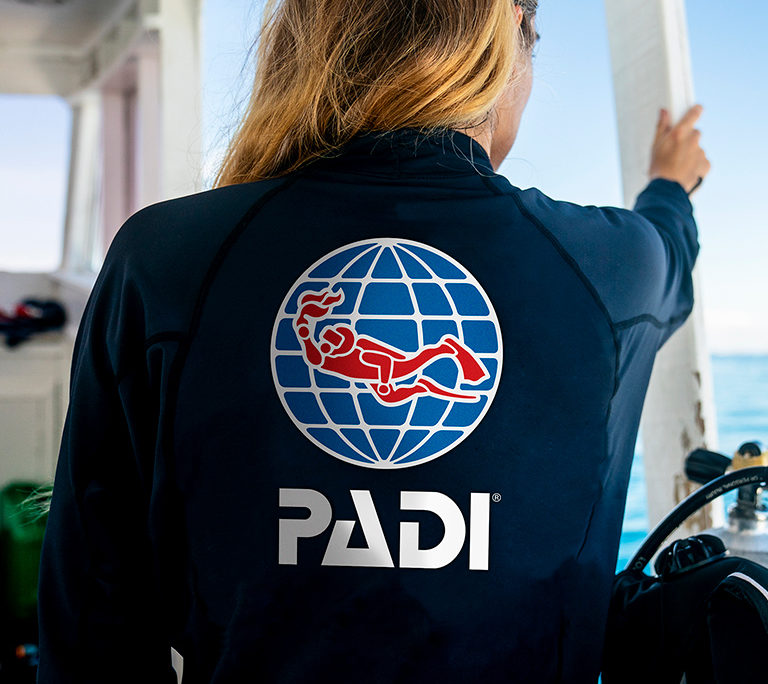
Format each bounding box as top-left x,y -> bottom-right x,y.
0,0 -> 131,56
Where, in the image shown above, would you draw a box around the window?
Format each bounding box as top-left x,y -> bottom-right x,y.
0,95 -> 71,272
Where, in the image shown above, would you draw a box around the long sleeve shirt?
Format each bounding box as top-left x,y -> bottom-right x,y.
37,128 -> 698,683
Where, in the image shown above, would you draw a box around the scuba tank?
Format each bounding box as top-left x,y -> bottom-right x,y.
602,442 -> 768,683
687,441 -> 768,566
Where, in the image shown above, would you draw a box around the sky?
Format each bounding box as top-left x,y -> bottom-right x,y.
0,0 -> 766,353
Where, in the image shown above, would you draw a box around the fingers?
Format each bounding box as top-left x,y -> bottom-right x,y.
656,108 -> 671,136
696,151 -> 712,182
686,139 -> 711,195
674,103 -> 703,135
648,103 -> 710,191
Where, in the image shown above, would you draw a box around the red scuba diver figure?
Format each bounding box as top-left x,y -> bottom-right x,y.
294,288 -> 489,405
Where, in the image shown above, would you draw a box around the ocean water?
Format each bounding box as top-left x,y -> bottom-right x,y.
617,355 -> 768,570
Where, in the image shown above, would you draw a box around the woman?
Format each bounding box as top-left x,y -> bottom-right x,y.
37,1 -> 709,682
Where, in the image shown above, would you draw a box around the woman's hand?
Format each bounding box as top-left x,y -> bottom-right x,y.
648,104 -> 711,194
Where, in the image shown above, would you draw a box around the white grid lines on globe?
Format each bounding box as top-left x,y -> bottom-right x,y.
272,238 -> 502,468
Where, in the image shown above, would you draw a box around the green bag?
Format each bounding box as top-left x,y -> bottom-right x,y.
0,482 -> 49,624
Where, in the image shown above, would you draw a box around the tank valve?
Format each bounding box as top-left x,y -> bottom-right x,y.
685,448 -> 731,484
682,443 -> 768,566
731,441 -> 768,470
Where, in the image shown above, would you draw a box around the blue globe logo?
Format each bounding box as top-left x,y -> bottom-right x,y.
271,238 -> 502,469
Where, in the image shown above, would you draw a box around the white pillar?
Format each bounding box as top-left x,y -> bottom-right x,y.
603,0 -> 721,531
62,90 -> 103,274
101,91 -> 130,253
135,33 -> 163,209
133,0 -> 203,207
158,0 -> 204,199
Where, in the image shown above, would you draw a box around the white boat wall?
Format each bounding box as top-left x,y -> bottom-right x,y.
0,0 -> 203,502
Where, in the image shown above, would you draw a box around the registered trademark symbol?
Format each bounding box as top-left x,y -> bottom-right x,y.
492,493 -> 502,503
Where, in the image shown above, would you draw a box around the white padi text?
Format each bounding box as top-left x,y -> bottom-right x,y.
278,489 -> 491,570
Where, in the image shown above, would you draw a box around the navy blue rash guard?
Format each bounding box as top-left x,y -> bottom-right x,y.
37,128 -> 697,683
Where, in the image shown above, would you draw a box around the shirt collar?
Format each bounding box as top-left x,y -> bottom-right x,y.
307,127 -> 495,178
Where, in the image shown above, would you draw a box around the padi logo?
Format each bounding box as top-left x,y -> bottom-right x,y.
271,239 -> 502,468
279,489 -> 491,571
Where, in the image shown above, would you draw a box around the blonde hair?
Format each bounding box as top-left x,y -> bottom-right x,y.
215,0 -> 536,186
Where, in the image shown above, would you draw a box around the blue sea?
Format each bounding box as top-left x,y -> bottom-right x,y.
617,355 -> 768,569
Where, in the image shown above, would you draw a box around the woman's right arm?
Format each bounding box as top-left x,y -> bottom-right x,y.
512,104 -> 710,345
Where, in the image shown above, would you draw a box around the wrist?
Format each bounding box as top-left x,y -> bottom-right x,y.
649,173 -> 693,193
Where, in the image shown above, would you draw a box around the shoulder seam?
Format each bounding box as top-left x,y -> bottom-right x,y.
144,331 -> 185,349
615,310 -> 691,331
483,177 -> 623,563
481,177 -> 621,394
114,331 -> 186,385
161,175 -> 298,468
